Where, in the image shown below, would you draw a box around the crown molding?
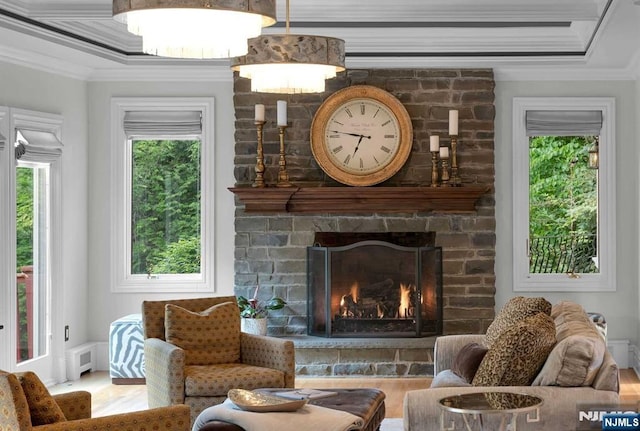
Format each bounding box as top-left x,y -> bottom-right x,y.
0,43 -> 92,79
287,27 -> 586,54
275,0 -> 601,22
51,20 -> 141,52
87,64 -> 233,81
494,66 -> 638,82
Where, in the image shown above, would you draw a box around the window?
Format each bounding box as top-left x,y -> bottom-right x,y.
110,98 -> 215,292
512,97 -> 615,291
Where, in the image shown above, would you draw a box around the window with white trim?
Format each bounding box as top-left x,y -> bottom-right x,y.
110,98 -> 215,292
512,97 -> 616,292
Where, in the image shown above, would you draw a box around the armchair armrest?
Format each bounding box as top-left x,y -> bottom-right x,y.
36,405 -> 191,431
240,333 -> 295,388
434,334 -> 486,374
53,391 -> 91,420
144,338 -> 186,407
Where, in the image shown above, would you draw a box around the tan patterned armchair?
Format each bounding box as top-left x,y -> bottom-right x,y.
141,296 -> 296,425
0,370 -> 190,430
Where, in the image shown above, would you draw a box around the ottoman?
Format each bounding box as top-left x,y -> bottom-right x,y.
109,313 -> 145,384
196,388 -> 386,431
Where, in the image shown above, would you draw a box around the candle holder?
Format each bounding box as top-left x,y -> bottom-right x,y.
277,125 -> 293,188
252,120 -> 266,188
430,150 -> 439,187
441,157 -> 451,187
450,135 -> 461,186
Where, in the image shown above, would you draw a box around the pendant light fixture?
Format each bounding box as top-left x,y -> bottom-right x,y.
231,0 -> 345,94
113,0 -> 276,59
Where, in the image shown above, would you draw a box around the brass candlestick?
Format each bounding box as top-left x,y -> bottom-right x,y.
441,157 -> 451,187
277,125 -> 292,187
252,120 -> 266,188
450,135 -> 461,186
430,151 -> 439,187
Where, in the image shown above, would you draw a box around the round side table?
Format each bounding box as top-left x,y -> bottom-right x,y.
438,392 -> 543,431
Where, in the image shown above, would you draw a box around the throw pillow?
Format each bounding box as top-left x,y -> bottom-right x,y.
17,371 -> 67,425
533,301 -> 606,387
450,343 -> 489,383
472,312 -> 556,387
165,301 -> 241,365
484,296 -> 552,349
0,371 -> 33,430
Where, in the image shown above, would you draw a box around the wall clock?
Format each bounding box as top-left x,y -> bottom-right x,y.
310,85 -> 413,186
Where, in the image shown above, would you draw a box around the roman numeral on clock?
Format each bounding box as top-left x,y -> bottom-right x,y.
381,146 -> 391,153
332,145 -> 343,154
343,154 -> 351,165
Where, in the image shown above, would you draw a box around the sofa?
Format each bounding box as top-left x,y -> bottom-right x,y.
0,370 -> 191,431
403,298 -> 620,431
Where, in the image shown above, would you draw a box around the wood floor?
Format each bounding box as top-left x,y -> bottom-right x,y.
50,369 -> 640,419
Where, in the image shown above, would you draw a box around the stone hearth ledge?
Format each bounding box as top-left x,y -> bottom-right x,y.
283,335 -> 436,377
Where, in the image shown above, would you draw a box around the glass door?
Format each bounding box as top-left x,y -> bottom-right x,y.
13,161 -> 53,377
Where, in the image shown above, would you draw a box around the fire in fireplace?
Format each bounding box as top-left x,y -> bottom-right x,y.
307,232 -> 442,338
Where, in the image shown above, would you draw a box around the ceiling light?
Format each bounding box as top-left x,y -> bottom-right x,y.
231,0 -> 345,94
112,0 -> 276,59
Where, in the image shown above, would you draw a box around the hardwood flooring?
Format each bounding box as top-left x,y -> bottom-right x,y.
50,369 -> 640,419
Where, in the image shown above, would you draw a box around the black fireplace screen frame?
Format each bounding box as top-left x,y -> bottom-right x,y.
307,240 -> 443,338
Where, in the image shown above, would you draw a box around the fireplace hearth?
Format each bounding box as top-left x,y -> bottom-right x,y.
307,233 -> 443,338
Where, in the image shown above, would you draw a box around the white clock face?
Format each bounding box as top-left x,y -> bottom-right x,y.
323,99 -> 401,175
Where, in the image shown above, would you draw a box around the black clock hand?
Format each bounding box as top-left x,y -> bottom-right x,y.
353,135 -> 364,157
329,130 -> 372,139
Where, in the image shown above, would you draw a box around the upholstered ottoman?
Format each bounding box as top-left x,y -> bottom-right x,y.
195,388 -> 386,431
109,313 -> 145,384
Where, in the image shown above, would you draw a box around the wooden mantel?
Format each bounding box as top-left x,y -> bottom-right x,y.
229,185 -> 490,214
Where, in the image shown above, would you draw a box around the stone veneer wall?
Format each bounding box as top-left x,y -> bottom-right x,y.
232,69 -> 496,374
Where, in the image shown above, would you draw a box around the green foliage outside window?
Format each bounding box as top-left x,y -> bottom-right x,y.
131,139 -> 201,275
16,167 -> 33,361
529,136 -> 598,273
16,167 -> 33,270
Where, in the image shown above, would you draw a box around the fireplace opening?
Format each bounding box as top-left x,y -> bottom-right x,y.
307,233 -> 443,338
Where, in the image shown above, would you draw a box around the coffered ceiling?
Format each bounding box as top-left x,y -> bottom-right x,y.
0,0 -> 638,80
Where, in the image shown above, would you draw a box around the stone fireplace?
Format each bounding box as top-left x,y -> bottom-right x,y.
307,232 -> 442,338
231,68 -> 496,375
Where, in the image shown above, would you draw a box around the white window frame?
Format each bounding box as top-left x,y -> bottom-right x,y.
110,97 -> 215,293
512,97 -> 616,292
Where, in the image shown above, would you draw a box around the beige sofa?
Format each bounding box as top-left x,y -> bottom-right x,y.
403,300 -> 620,431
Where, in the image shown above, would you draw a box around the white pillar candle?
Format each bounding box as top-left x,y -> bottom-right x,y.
439,146 -> 449,159
255,104 -> 265,122
277,100 -> 287,126
429,135 -> 440,152
449,110 -> 459,135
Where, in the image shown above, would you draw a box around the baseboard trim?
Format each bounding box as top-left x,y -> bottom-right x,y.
631,344 -> 640,378
607,339 -> 630,368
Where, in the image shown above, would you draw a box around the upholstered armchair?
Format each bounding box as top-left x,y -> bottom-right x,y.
0,370 -> 190,431
141,296 -> 296,425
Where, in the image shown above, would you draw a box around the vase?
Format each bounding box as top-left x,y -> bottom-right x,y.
241,318 -> 268,336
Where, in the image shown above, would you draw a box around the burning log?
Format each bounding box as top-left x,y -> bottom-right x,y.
358,278 -> 394,299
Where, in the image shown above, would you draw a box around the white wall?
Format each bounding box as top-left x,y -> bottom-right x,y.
0,61 -> 89,376
86,80 -> 236,342
495,80 -> 639,346
636,75 -> 640,366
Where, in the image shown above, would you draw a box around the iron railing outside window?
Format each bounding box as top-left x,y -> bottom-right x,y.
529,234 -> 598,274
